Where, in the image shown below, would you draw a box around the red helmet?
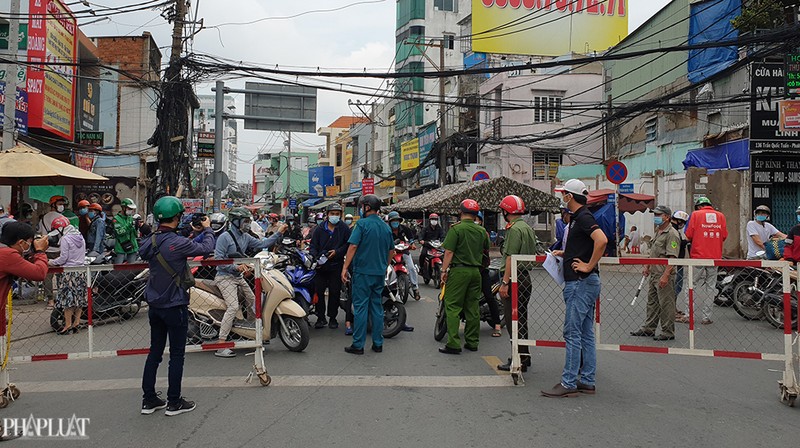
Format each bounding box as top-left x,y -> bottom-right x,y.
49,195 -> 67,206
460,199 -> 480,215
499,195 -> 525,214
88,202 -> 103,212
269,213 -> 278,219
77,200 -> 90,208
51,216 -> 70,230
429,213 -> 439,220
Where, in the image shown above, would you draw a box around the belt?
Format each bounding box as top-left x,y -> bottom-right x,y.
451,264 -> 481,269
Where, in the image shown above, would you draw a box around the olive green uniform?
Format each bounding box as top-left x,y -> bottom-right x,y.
500,218 -> 538,353
643,225 -> 681,337
442,218 -> 491,350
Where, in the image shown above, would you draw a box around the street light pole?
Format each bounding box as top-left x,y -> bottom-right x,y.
213,80 -> 224,211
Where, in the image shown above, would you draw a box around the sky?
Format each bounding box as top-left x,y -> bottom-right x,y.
76,0 -> 674,182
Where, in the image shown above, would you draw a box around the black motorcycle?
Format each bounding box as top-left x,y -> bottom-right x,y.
434,265 -> 505,341
340,266 -> 407,339
50,269 -> 147,331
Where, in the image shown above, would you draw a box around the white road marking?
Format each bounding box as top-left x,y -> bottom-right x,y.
16,375 -> 513,392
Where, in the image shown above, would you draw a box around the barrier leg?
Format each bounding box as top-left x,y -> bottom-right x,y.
87,268 -> 93,359
595,297 -> 601,346
0,289 -> 18,408
780,265 -> 797,406
247,262 -> 270,387
688,266 -> 695,350
510,257 -> 522,385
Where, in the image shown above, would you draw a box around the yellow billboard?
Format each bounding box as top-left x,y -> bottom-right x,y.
471,0 -> 628,56
401,138 -> 420,171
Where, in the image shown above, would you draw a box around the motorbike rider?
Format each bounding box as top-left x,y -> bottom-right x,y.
85,203 -> 106,255
476,212 -> 503,337
387,211 -> 421,301
265,213 -> 281,236
210,213 -> 229,237
671,210 -> 691,323
212,207 -> 287,358
784,206 -> 800,262
112,198 -> 140,264
309,203 -> 351,330
496,194 -> 537,372
76,200 -> 91,239
746,205 -> 786,259
418,213 -> 446,279
344,213 -> 354,228
438,199 -> 491,355
138,196 -> 215,416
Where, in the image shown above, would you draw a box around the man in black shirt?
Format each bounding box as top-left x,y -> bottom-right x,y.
546,179 -> 607,398
309,204 -> 351,329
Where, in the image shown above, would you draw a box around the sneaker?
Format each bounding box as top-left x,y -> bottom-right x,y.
371,344 -> 383,353
577,382 -> 596,395
344,327 -> 353,336
165,398 -> 196,416
214,348 -> 236,358
541,383 -> 579,398
344,345 -> 364,355
413,289 -> 421,301
314,318 -> 327,329
328,319 -> 339,329
497,356 -> 531,372
141,392 -> 167,415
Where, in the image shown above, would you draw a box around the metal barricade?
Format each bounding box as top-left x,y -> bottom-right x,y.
0,257 -> 271,401
508,255 -> 798,405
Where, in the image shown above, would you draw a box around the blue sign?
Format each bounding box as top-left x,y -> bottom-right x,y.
619,183 -> 634,194
0,82 -> 27,134
472,171 -> 490,181
289,198 -> 297,209
607,194 -> 616,204
349,181 -> 362,193
308,166 -> 334,197
418,123 -> 438,185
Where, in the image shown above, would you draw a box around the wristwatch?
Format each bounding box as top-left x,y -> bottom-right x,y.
502,280 -> 510,286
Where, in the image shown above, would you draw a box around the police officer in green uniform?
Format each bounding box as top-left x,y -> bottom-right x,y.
631,205 -> 681,341
438,199 -> 490,354
497,194 -> 538,371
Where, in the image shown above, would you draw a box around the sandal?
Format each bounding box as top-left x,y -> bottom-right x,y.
45,305 -> 54,311
492,328 -> 502,337
676,315 -> 690,323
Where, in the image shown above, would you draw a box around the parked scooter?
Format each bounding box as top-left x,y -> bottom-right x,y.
49,268 -> 147,331
421,240 -> 444,288
187,251 -> 310,352
392,239 -> 413,303
434,262 -> 504,341
275,238 -> 319,315
341,265 -> 407,339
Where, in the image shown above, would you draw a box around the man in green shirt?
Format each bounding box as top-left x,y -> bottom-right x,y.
438,199 -> 490,354
497,195 -> 538,371
113,198 -> 140,264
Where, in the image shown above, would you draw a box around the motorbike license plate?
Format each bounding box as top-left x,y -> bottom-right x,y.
721,275 -> 734,285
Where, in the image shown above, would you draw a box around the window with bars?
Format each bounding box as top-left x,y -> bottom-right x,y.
443,33 -> 455,50
532,96 -> 563,123
532,153 -> 561,180
645,117 -> 658,142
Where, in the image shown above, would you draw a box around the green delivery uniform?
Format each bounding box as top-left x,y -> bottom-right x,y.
642,225 -> 681,338
442,218 -> 491,350
113,213 -> 140,255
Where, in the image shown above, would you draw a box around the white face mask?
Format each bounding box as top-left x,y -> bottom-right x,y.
430,220 -> 438,226
125,209 -> 135,217
56,205 -> 65,213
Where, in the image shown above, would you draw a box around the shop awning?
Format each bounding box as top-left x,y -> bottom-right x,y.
343,194 -> 360,204
682,139 -> 749,172
587,189 -> 655,214
300,197 -> 323,207
309,200 -> 339,211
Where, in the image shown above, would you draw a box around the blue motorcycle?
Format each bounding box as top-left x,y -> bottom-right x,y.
275,238 -> 322,316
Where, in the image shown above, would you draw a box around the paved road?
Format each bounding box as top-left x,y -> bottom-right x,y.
3,278 -> 799,447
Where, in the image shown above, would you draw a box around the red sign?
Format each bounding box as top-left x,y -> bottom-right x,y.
362,178 -> 374,195
779,100 -> 800,132
27,0 -> 77,141
472,171 -> 490,181
606,161 -> 628,185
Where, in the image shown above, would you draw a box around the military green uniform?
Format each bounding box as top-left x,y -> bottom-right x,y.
642,225 -> 681,337
500,218 -> 537,353
442,218 -> 491,350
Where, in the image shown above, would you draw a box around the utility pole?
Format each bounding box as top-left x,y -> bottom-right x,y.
285,131 -> 292,200
213,80 -> 224,212
436,42 -> 446,187
2,0 -> 20,151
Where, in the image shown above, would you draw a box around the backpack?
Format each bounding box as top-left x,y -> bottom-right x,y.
150,234 -> 195,290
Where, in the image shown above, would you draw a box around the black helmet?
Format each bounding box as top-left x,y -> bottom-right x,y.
327,203 -> 343,213
359,194 -> 382,214
228,207 -> 251,220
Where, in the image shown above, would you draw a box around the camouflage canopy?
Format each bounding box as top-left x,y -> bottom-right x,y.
389,177 -> 560,214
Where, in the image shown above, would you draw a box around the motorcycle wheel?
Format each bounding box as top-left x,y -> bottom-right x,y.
397,272 -> 411,304
119,301 -> 141,321
732,280 -> 765,320
186,315 -> 204,345
49,308 -> 64,331
434,299 -> 447,341
762,298 -> 798,330
279,315 -> 310,352
432,265 -> 442,289
383,301 -> 406,339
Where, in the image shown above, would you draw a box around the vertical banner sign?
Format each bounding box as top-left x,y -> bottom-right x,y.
27,0 -> 77,141
362,178 -> 375,195
77,79 -> 99,131
417,123 -> 437,185
197,132 -> 215,158
0,84 -> 28,133
400,138 -> 420,171
750,62 -> 800,151
779,100 -> 800,132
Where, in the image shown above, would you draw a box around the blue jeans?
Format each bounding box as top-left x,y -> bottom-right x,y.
561,273 -> 601,389
142,305 -> 188,404
351,272 -> 384,349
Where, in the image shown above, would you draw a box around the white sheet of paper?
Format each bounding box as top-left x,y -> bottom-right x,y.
543,252 -> 564,287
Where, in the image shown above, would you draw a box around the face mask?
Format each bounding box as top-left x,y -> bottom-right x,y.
797,215 -> 800,223
79,208 -> 88,216
654,216 -> 664,226
391,221 -> 400,229
126,209 -> 135,217
20,240 -> 31,256
329,216 -> 341,225
316,220 -> 324,226
756,215 -> 768,222
88,211 -> 96,219
345,219 -> 352,225
239,219 -> 251,232
56,205 -> 65,213
430,220 -> 438,226
359,208 -> 365,218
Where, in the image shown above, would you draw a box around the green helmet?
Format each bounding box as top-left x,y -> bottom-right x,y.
120,198 -> 137,210
228,207 -> 252,221
153,196 -> 184,220
694,196 -> 712,207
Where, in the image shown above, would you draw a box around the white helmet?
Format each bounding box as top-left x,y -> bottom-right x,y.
672,210 -> 690,222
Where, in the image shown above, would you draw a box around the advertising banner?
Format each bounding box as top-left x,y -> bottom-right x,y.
779,100 -> 800,132
73,177 -> 136,216
27,0 -> 77,141
308,166 -> 334,197
471,0 -> 628,56
73,153 -> 95,172
362,178 -> 374,195
401,138 -> 419,171
180,199 -> 205,214
751,62 -> 800,151
0,83 -> 28,134
417,123 -> 437,185
77,79 -> 99,131
197,132 -> 215,159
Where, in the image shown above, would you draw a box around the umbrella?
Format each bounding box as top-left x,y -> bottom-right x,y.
0,142 -> 108,186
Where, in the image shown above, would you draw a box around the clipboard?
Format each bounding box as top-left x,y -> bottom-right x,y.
543,252 -> 564,287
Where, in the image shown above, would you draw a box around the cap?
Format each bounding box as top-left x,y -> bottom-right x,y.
654,205 -> 672,216
563,179 -> 588,196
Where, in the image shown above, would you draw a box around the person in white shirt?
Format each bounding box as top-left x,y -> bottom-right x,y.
746,205 -> 786,259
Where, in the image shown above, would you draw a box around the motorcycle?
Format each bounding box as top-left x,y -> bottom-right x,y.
49,268 -> 147,331
341,265 -> 407,339
392,239 -> 413,304
275,238 -> 319,315
187,251 -> 310,352
421,240 -> 444,288
434,262 -> 505,341
750,267 -> 799,330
